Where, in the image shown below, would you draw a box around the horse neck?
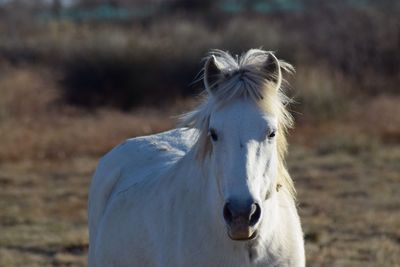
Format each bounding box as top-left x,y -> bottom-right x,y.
165,148 -> 226,234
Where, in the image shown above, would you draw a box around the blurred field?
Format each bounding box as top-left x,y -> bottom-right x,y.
1,142 -> 399,266
0,1 -> 399,266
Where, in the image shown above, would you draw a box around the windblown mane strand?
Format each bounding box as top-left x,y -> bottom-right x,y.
180,49 -> 296,198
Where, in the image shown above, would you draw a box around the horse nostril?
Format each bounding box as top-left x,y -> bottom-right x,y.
223,201 -> 261,226
223,203 -> 233,224
249,203 -> 261,226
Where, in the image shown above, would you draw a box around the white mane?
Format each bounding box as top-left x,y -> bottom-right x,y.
181,49 -> 296,198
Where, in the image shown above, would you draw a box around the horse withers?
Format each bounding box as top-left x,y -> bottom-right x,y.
88,49 -> 305,267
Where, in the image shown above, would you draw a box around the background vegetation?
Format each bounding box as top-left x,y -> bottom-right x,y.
0,0 -> 399,266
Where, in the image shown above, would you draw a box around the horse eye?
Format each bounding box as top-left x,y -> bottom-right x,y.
209,128 -> 218,141
268,131 -> 276,139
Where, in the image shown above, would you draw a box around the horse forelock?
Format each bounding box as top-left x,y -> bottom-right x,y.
180,49 -> 296,199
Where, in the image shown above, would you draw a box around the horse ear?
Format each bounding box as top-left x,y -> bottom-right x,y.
204,55 -> 223,94
263,52 -> 283,90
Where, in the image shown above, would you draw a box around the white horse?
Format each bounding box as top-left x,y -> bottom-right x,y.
88,49 -> 305,267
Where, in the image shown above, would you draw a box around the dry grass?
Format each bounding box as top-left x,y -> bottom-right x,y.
0,67 -> 195,162
291,65 -> 352,123
0,145 -> 398,266
0,109 -> 175,161
1,64 -> 398,163
291,146 -> 400,266
0,158 -> 94,267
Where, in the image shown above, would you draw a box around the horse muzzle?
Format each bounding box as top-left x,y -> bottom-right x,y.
227,218 -> 258,240
223,200 -> 261,241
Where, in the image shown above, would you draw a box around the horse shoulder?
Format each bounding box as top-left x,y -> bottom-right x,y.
109,127 -> 195,193
88,128 -> 195,265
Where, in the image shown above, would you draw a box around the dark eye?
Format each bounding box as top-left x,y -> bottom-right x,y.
268,130 -> 276,139
209,128 -> 218,141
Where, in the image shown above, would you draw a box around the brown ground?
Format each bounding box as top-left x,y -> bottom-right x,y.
0,137 -> 399,267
